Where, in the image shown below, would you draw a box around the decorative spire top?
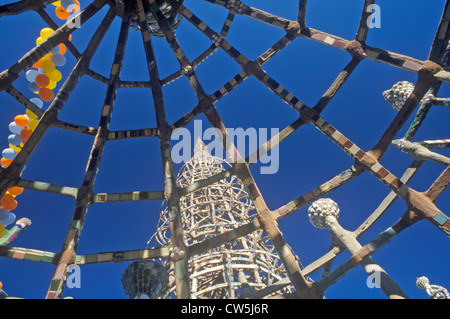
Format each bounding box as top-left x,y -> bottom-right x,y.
416,276 -> 450,299
308,198 -> 340,229
122,260 -> 169,299
382,81 -> 434,111
382,81 -> 414,111
192,138 -> 215,164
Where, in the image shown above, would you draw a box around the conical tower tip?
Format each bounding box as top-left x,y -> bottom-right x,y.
192,138 -> 213,163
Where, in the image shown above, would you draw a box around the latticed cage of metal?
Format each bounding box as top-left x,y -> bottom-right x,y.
149,140 -> 296,298
0,0 -> 449,300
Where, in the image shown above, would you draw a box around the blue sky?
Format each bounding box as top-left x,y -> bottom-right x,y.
0,0 -> 449,299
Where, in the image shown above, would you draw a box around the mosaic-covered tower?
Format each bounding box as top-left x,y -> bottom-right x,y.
145,139 -> 295,298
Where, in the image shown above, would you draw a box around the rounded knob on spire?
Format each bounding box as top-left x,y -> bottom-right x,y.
308,198 -> 340,229
382,81 -> 414,111
416,276 -> 450,299
122,260 -> 169,299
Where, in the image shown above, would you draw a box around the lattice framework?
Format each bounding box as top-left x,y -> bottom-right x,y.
149,139 -> 295,298
0,0 -> 448,299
